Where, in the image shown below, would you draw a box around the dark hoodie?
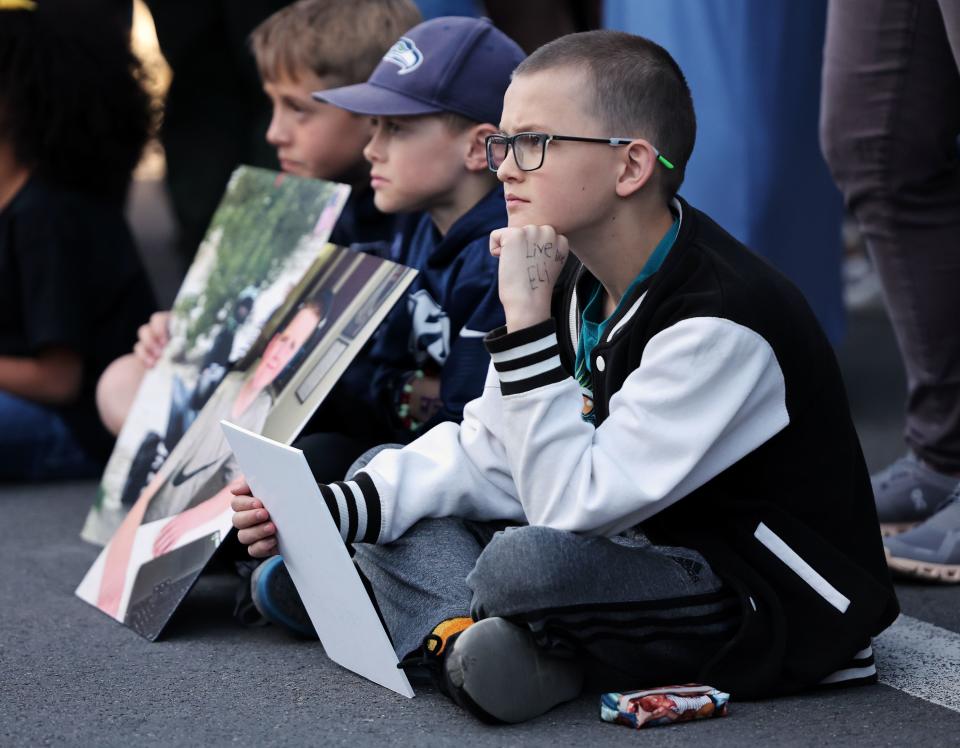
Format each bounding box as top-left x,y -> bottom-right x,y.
310,186 -> 506,444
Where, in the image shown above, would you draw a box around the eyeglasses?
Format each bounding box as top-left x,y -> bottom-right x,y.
485,132 -> 675,173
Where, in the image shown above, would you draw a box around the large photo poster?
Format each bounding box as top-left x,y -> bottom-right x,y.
76,246 -> 417,640
81,166 -> 350,545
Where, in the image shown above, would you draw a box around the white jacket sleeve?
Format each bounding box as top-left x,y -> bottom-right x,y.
484,316 -> 790,536
315,363 -> 525,545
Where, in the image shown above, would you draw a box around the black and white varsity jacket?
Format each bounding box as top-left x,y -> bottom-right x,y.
320,197 -> 899,697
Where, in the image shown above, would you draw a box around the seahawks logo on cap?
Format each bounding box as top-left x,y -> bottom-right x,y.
384,37 -> 423,75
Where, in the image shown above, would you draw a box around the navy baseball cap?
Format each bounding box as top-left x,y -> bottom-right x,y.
313,16 -> 525,126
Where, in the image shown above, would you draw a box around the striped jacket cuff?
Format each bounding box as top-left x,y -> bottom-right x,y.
484,320 -> 567,395
317,471 -> 382,544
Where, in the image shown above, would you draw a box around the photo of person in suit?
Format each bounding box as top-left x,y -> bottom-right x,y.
92,286 -> 333,623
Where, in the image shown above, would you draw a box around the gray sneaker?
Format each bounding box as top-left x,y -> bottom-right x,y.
443,617 -> 584,724
871,453 -> 959,535
884,488 -> 960,583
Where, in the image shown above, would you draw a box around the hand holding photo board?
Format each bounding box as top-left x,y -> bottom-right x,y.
82,166 -> 350,545
222,422 -> 414,698
76,245 -> 417,640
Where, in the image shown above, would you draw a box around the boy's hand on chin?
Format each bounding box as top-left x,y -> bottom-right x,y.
490,225 -> 569,332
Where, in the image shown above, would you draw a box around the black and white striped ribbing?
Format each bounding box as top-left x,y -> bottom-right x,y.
484,320 -> 567,396
316,471 -> 382,544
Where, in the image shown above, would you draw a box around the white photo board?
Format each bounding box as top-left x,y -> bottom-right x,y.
222,421 -> 414,698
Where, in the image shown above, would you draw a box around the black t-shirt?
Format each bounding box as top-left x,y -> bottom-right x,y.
0,176 -> 156,462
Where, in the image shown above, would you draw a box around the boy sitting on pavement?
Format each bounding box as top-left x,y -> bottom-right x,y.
233,30 -> 898,724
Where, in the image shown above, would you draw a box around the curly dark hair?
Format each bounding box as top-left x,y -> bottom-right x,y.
0,1 -> 154,199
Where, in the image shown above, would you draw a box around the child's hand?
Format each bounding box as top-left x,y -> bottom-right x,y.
230,481 -> 278,558
134,311 -> 171,369
490,225 -> 569,332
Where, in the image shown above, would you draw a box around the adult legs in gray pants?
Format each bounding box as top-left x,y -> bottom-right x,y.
821,0 -> 960,477
821,0 -> 960,575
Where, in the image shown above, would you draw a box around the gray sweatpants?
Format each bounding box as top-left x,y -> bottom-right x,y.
353,518 -> 740,690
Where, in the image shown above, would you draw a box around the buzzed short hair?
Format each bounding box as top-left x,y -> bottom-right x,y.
515,30 -> 696,198
251,0 -> 422,87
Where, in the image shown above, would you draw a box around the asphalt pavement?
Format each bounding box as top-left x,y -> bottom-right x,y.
3,180 -> 959,746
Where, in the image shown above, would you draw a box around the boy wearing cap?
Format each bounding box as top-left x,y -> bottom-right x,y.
235,30 -> 897,724
241,15 -> 525,628
298,15 -> 525,456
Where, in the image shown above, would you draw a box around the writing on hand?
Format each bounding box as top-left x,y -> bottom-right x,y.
526,241 -> 566,290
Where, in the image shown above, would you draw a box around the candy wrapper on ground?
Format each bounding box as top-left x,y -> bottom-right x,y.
600,685 -> 730,729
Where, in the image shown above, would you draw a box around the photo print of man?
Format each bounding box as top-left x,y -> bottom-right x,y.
116,288 -> 258,511
82,167 -> 350,546
76,247 -> 417,639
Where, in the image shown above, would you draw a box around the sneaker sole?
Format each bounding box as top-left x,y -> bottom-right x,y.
885,548 -> 960,583
880,522 -> 920,537
445,617 -> 583,724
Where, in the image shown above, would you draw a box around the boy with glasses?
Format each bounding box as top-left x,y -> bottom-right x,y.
234,30 -> 898,723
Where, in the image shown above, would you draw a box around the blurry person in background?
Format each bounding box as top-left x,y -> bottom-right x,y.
411,0 -> 602,54
484,0 -> 601,53
0,0 -> 156,481
821,0 -> 960,581
143,0 -> 291,265
604,0 -> 847,345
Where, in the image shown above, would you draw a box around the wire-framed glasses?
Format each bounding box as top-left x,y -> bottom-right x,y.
485,132 -> 675,173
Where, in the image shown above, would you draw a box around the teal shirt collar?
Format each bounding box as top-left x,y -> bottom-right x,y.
576,216 -> 680,379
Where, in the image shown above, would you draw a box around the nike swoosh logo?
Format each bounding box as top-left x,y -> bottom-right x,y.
170,459 -> 219,487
